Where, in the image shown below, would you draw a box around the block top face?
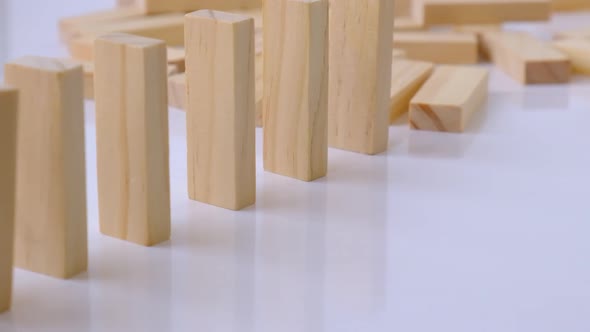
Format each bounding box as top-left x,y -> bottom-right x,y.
186,10 -> 252,24
6,56 -> 82,73
411,65 -> 488,105
96,32 -> 166,48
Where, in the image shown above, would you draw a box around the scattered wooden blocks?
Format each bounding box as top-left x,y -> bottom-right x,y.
185,10 -> 256,210
413,0 -> 551,25
552,0 -> 590,11
410,65 -> 489,133
553,38 -> 590,74
483,31 -> 571,84
0,86 -> 17,313
390,59 -> 434,123
59,7 -> 144,42
94,33 -> 171,246
328,0 -> 394,155
138,0 -> 261,14
393,32 -> 479,64
263,0 -> 329,182
5,57 -> 87,279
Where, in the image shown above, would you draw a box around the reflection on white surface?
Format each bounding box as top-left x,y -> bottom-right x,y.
1,0 -> 590,331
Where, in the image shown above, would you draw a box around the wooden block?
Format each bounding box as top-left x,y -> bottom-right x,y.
328,0 -> 394,155
5,57 -> 87,279
0,86 -> 17,313
454,24 -> 502,60
413,0 -> 551,25
483,31 -> 571,84
393,32 -> 478,64
392,48 -> 407,59
58,7 -> 144,42
94,33 -> 171,246
167,47 -> 185,73
554,27 -> 590,40
263,0 -> 329,182
168,73 -> 186,109
68,36 -> 95,61
552,0 -> 590,11
139,0 -> 261,14
390,59 -> 434,123
82,61 -> 94,99
394,16 -> 426,31
409,65 -> 489,132
185,10 -> 256,210
553,38 -> 590,74
395,0 -> 413,17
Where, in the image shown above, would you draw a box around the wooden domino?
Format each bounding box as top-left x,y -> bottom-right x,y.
5,57 -> 87,279
94,33 -> 171,246
412,0 -> 551,25
328,0 -> 394,155
483,31 -> 571,84
139,0 -> 261,14
263,0 -> 329,182
390,59 -> 434,123
410,65 -> 489,133
0,86 -> 17,312
185,10 -> 256,210
553,38 -> 590,74
59,7 -> 144,42
393,32 -> 478,64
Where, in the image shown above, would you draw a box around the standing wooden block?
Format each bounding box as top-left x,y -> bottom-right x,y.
390,59 -> 434,123
328,0 -> 394,155
185,10 -> 256,210
413,0 -> 551,25
483,31 -> 571,84
393,32 -> 478,64
94,33 -> 171,246
553,39 -> 590,75
263,0 -> 328,181
0,86 -> 17,312
409,65 -> 489,133
5,57 -> 87,279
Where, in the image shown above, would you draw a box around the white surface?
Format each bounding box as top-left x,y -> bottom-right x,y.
1,2 -> 590,332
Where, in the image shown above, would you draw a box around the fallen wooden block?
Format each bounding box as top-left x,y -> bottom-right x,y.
5,57 -> 87,279
453,24 -> 502,60
263,0 -> 328,182
413,0 -> 551,25
185,10 -> 256,210
553,38 -> 590,74
552,0 -> 590,11
393,32 -> 478,64
394,16 -> 426,31
483,31 -> 571,84
58,7 -> 144,42
94,33 -> 171,246
328,0 -> 394,155
138,0 -> 261,14
554,27 -> 590,40
167,47 -> 185,73
410,65 -> 489,132
0,86 -> 17,313
392,48 -> 407,59
390,59 -> 434,123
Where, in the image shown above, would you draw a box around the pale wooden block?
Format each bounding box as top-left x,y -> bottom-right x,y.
552,0 -> 590,11
58,7 -> 144,42
140,0 -> 261,14
94,33 -> 171,246
392,48 -> 407,59
554,27 -> 590,40
68,36 -> 95,62
185,10 -> 256,210
0,86 -> 17,313
394,16 -> 426,31
167,47 -> 185,73
553,38 -> 590,74
263,0 -> 328,182
393,32 -> 478,64
395,0 -> 413,17
390,59 -> 434,123
410,65 -> 489,133
5,57 -> 87,279
82,61 -> 94,99
168,73 -> 186,109
483,31 -> 571,84
413,0 -> 551,25
454,24 -> 502,60
328,0 -> 394,155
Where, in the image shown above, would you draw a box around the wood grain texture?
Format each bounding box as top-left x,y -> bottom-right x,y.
140,0 -> 261,14
0,86 -> 17,313
263,0 -> 328,181
413,0 -> 551,25
410,65 -> 489,133
553,38 -> 590,74
328,0 -> 394,155
552,0 -> 590,11
185,10 -> 256,210
393,32 -> 478,64
390,59 -> 434,123
483,31 -> 571,84
58,7 -> 144,42
5,57 -> 87,279
94,33 -> 171,246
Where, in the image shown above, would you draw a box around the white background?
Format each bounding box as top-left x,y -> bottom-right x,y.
1,1 -> 590,331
